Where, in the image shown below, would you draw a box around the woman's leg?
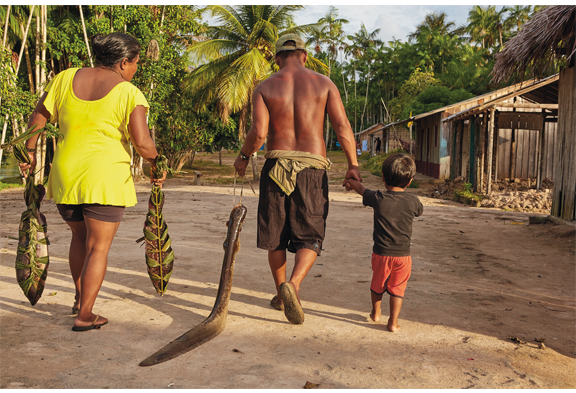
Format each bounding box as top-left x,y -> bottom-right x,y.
65,221 -> 88,310
74,216 -> 120,328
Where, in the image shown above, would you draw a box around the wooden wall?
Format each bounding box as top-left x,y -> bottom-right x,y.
552,65 -> 576,221
496,123 -> 557,180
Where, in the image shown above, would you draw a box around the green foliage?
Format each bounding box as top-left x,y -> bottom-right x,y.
389,68 -> 440,121
0,181 -> 24,191
454,182 -> 483,200
184,5 -> 327,121
402,86 -> 475,119
362,148 -> 408,176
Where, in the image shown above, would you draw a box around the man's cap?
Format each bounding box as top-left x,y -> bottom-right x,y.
275,33 -> 306,54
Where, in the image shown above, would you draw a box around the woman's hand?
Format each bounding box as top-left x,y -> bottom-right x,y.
150,163 -> 167,188
18,151 -> 37,178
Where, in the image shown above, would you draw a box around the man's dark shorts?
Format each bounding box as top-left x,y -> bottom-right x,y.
257,158 -> 329,256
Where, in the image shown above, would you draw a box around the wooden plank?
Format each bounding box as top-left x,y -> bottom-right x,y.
469,116 -> 477,190
486,109 -> 495,194
537,114 -> 544,189
500,129 -> 511,180
496,103 -> 558,109
558,67 -> 576,221
551,68 -> 568,217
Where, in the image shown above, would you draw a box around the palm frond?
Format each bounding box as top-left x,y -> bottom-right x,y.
187,39 -> 241,66
305,54 -> 329,76
219,48 -> 271,112
206,5 -> 248,38
183,52 -> 242,111
280,22 -> 321,38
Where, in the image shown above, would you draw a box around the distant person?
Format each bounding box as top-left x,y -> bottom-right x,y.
20,33 -> 166,332
233,33 -> 360,325
346,153 -> 423,332
375,137 -> 382,154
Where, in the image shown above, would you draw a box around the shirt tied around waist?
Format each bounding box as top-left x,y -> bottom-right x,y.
265,150 -> 331,196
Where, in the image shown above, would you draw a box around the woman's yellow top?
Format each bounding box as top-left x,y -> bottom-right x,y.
43,68 -> 149,207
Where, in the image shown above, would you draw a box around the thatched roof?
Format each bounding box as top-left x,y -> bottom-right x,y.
492,5 -> 576,83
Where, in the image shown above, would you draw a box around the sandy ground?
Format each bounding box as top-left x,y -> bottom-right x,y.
1,176 -> 575,389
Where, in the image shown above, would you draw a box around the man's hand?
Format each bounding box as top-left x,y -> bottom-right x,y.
234,154 -> 250,177
18,151 -> 37,178
342,165 -> 362,187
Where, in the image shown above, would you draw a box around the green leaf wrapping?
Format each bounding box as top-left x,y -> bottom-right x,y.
15,180 -> 50,306
143,183 -> 174,295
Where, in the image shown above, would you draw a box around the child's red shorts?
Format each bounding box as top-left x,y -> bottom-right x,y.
370,253 -> 412,298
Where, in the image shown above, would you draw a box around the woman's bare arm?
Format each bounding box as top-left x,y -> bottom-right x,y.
128,105 -> 166,186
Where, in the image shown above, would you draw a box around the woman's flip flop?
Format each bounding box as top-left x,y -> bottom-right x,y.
72,314 -> 108,331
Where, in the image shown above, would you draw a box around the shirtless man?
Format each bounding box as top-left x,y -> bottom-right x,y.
233,34 -> 360,324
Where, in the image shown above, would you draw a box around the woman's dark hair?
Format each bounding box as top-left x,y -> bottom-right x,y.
381,153 -> 416,188
91,32 -> 141,68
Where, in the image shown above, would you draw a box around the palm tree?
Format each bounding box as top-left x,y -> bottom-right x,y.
466,5 -> 498,49
345,23 -> 381,133
505,5 -> 532,31
316,6 -> 348,73
184,5 -> 326,178
408,11 -> 463,43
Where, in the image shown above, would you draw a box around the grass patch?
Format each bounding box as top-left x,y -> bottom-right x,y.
0,181 -> 24,191
407,181 -> 419,189
189,159 -> 235,177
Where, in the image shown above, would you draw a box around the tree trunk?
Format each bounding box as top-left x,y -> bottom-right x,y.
353,58 -> 357,136
360,65 -> 371,132
219,149 -> 222,165
79,5 -> 94,67
1,5 -> 10,47
35,10 -> 40,94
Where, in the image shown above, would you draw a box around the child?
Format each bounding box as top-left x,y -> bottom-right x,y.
346,153 -> 423,332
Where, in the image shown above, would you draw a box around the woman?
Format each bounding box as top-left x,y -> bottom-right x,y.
20,32 -> 166,331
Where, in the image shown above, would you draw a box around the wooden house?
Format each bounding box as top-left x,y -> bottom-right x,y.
377,79 -> 552,179
492,5 -> 575,222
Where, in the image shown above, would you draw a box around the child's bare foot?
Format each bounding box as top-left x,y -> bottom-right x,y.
370,309 -> 381,322
387,318 -> 400,332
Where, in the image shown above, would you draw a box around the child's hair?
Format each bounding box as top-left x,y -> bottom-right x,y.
381,153 -> 416,188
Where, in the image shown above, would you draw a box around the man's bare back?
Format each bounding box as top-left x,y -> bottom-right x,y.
234,43 -> 359,183
256,64 -> 332,157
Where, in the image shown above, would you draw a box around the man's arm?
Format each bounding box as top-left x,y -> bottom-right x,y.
233,87 -> 269,176
325,82 -> 361,185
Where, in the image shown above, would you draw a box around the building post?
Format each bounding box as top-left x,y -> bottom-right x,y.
536,110 -> 546,190
486,107 -> 495,194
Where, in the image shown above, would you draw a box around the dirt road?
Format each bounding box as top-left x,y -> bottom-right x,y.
1,179 -> 574,388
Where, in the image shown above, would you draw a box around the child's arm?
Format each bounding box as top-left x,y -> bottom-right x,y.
346,178 -> 366,196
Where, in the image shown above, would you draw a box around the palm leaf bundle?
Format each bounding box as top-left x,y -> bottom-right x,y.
2,126 -> 53,306
143,155 -> 174,295
16,180 -> 50,305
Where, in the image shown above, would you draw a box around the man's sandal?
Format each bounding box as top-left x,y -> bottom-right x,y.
279,281 -> 304,325
270,295 -> 284,311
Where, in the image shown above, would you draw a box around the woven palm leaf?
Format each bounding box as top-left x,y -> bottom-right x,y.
15,171 -> 50,305
143,155 -> 174,295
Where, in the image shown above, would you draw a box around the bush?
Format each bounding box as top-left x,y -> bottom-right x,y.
362,148 -> 408,176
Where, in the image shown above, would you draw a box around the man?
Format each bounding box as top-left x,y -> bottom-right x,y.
375,137 -> 382,154
233,33 -> 360,324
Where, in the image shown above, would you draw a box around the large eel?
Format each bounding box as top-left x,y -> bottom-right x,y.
139,204 -> 247,367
